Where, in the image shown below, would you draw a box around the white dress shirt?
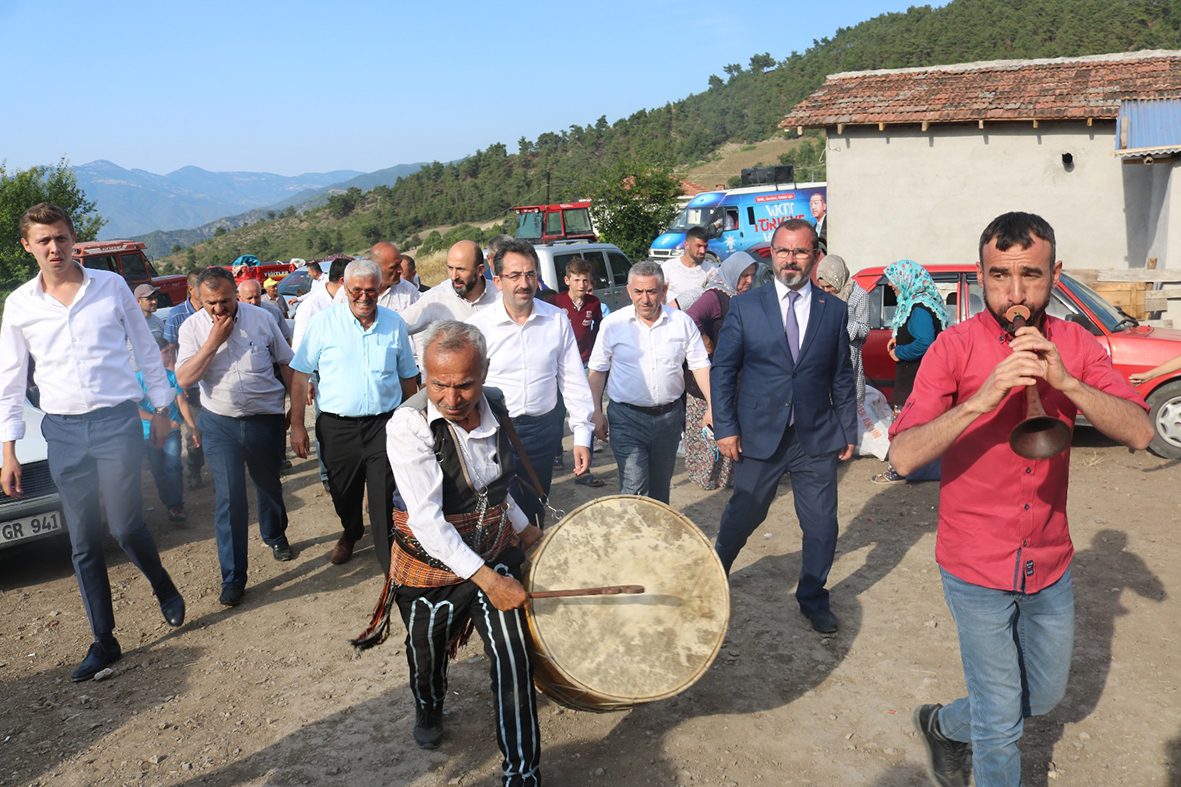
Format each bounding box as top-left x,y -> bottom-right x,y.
583,302 -> 703,406
588,305 -> 710,407
398,279 -> 500,334
333,277 -> 421,313
774,279 -> 813,346
176,303 -> 294,418
291,286 -> 334,351
0,265 -> 173,441
466,298 -> 594,447
386,395 -> 529,579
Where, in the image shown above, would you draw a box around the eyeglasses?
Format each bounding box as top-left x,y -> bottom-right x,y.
771,247 -> 816,258
499,271 -> 538,283
346,286 -> 378,299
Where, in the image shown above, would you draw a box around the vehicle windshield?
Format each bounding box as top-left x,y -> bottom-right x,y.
1060,272 -> 1129,332
563,208 -> 593,234
668,205 -> 722,233
277,270 -> 308,296
515,213 -> 543,240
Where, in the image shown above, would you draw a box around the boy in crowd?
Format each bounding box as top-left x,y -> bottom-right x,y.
553,257 -> 605,487
137,338 -> 196,523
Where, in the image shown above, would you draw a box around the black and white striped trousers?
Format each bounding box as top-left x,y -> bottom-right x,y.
396,551 -> 541,787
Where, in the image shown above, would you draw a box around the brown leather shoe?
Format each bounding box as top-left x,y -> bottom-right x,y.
330,536 -> 356,565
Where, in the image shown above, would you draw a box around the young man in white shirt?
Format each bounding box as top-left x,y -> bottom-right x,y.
0,203 -> 186,682
662,225 -> 716,306
588,261 -> 712,504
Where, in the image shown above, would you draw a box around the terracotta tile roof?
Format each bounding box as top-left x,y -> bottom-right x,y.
679,179 -> 709,196
782,50 -> 1181,129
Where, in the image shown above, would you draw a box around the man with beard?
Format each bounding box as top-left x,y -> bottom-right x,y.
711,218 -> 857,635
888,213 -> 1152,787
662,225 -> 715,306
399,240 -> 500,366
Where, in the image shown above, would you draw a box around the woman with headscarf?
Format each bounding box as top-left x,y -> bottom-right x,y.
815,254 -> 870,404
872,259 -> 950,483
682,251 -> 762,490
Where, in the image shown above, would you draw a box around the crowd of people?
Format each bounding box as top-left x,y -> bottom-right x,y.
0,203 -> 1157,787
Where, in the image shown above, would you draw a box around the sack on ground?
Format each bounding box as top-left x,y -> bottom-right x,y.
856,386 -> 894,460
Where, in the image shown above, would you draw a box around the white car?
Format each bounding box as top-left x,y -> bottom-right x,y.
532,242 -> 636,312
0,398 -> 65,550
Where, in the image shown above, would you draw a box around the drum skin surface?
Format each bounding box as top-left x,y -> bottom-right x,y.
524,495 -> 730,712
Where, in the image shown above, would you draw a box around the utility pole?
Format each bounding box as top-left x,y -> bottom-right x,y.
545,171 -> 551,204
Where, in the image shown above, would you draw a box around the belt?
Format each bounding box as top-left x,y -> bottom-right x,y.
49,400 -> 137,421
614,399 -> 681,417
322,410 -> 393,422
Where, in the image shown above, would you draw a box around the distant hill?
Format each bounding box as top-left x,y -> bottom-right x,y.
129,162 -> 430,258
76,160 -> 364,238
157,0 -> 1181,271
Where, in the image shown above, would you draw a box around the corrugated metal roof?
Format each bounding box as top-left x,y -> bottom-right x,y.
1116,99 -> 1181,159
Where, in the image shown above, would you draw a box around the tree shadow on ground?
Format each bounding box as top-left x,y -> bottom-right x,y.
1020,529 -> 1166,786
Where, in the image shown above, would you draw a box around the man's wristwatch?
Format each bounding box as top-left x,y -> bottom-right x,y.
154,406 -> 171,416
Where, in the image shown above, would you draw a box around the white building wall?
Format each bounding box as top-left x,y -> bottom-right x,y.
825,121 -> 1163,274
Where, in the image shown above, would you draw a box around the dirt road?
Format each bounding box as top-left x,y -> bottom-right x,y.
2,427 -> 1178,786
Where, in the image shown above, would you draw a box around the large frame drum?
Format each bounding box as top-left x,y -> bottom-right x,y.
524,495 -> 730,712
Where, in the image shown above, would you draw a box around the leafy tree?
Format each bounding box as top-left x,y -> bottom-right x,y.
749,52 -> 775,72
214,225 -> 227,236
723,63 -> 742,79
266,210 -> 277,221
0,158 -> 105,288
584,160 -> 681,261
171,243 -> 182,254
708,74 -> 724,90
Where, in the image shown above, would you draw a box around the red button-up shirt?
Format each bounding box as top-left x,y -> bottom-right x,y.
889,309 -> 1146,593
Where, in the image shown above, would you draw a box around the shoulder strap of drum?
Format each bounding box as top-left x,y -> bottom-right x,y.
489,405 -> 547,506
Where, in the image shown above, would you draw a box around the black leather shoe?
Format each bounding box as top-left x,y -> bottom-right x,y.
413,705 -> 444,749
272,542 -> 295,562
71,639 -> 121,682
160,594 -> 186,627
219,585 -> 245,607
913,704 -> 971,787
804,609 -> 839,634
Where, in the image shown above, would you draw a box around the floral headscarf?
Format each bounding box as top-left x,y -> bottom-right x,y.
884,260 -> 950,338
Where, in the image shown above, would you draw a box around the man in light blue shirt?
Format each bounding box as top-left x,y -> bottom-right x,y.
290,259 -> 419,570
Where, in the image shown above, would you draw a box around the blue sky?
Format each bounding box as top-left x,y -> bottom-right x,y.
1,0 -> 940,177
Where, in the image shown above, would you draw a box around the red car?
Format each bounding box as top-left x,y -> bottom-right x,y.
851,264 -> 1181,459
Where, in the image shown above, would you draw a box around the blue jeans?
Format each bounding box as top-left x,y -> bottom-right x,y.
42,401 -> 179,642
145,430 -> 183,508
606,399 -> 685,504
937,566 -> 1075,786
198,410 -> 289,589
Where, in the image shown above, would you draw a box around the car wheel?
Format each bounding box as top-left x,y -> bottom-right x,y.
1146,380 -> 1181,459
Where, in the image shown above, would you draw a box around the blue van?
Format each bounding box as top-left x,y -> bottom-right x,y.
648,182 -> 827,263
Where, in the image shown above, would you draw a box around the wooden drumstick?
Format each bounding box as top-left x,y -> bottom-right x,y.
528,584 -> 644,599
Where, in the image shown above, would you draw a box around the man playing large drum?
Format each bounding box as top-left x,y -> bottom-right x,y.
367,319 -> 544,786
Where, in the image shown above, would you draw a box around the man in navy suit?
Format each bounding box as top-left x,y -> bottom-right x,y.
711,219 -> 857,634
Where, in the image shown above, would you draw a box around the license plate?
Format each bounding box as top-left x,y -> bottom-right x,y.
0,509 -> 63,545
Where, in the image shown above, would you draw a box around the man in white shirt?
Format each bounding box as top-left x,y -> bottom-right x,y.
467,239 -> 594,527
332,242 -> 421,313
305,260 -> 327,295
662,225 -> 716,306
588,262 -> 712,504
177,266 -> 296,608
358,320 -> 541,775
0,203 -> 186,682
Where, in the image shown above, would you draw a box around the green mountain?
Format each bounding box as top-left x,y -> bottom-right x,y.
158,0 -> 1181,270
